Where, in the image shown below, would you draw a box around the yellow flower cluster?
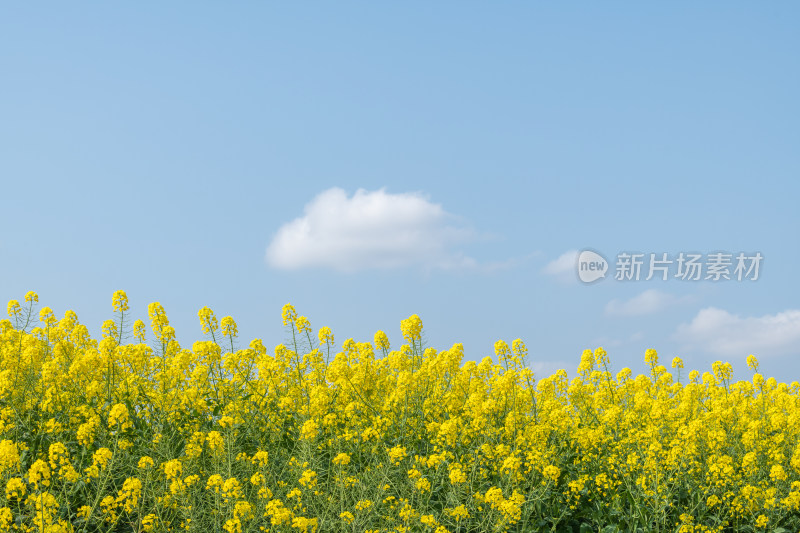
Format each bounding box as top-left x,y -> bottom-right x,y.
0,291 -> 798,532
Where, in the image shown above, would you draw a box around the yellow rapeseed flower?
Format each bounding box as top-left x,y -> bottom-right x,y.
251,450 -> 269,467
318,326 -> 334,345
282,303 -> 297,326
296,315 -> 311,333
108,403 -> 131,431
449,468 -> 467,484
388,445 -> 407,465
299,469 -> 317,488
374,330 -> 390,351
112,290 -> 129,313
133,319 -> 146,342
543,465 -> 560,484
332,453 -> 351,466
221,316 -> 238,337
0,441 -> 20,475
39,307 -> 56,326
163,459 -> 182,481
6,300 -> 21,318
400,315 -> 422,343
27,460 -> 51,489
5,478 -> 25,500
207,431 -> 224,452
198,306 -> 219,334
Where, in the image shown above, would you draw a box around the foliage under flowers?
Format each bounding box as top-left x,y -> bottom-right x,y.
0,291 -> 798,532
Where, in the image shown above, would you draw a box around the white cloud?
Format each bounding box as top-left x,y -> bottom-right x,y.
478,251 -> 542,273
265,188 -> 476,272
629,331 -> 645,342
673,307 -> 800,358
542,250 -> 578,283
605,289 -> 692,317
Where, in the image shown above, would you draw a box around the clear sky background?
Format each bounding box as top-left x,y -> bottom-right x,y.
2,3 -> 798,382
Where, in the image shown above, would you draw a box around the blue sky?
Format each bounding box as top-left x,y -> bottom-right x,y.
2,3 -> 798,382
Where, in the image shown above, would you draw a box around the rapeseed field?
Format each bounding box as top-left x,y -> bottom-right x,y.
1,291 -> 798,532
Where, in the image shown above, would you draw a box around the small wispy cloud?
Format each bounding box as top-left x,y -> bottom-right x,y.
529,360 -> 568,379
542,250 -> 578,283
265,188 -> 477,272
589,331 -> 646,348
605,289 -> 692,317
673,307 -> 800,358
